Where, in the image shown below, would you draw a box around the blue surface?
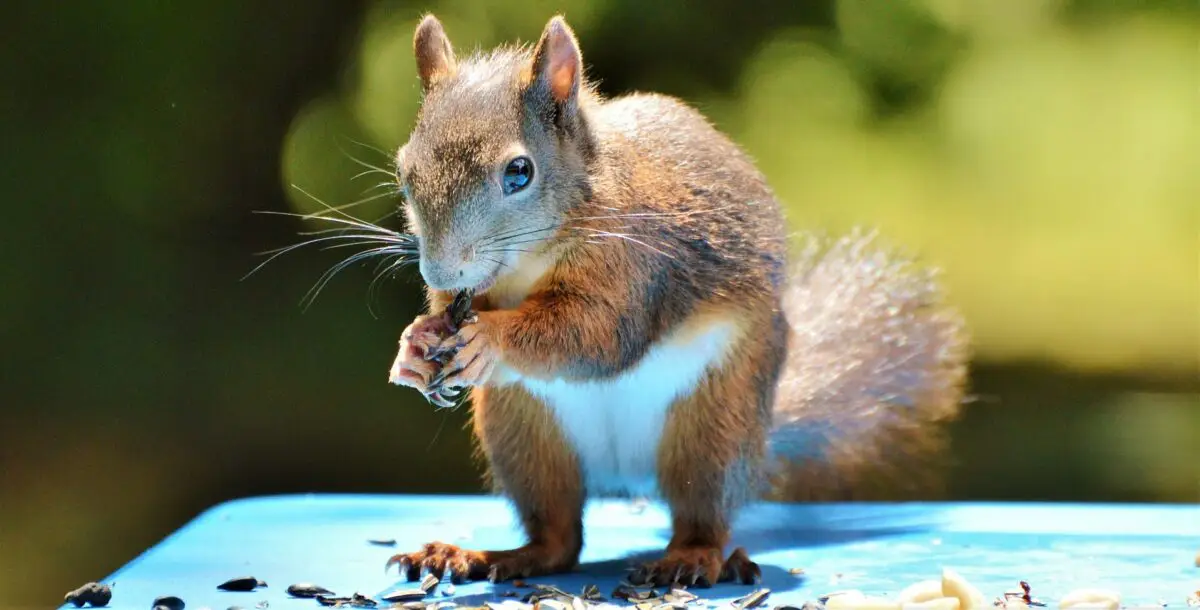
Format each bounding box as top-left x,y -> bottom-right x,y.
89,495 -> 1199,609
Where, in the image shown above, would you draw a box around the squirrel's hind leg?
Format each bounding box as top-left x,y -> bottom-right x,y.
385,385 -> 587,583
631,317 -> 785,587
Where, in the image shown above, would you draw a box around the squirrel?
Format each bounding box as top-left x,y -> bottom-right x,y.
385,14 -> 970,587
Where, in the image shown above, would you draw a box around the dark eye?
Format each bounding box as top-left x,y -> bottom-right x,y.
502,156 -> 533,195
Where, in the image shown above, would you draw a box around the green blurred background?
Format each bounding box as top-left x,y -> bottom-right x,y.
1,0 -> 1197,603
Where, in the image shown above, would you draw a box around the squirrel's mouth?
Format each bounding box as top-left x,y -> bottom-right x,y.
470,267 -> 501,294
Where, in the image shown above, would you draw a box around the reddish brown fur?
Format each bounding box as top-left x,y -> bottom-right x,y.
387,14 -> 969,586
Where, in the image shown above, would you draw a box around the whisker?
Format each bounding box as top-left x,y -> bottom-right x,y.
300,245 -> 413,311
294,189 -> 396,219
288,184 -> 398,227
265,233 -> 412,256
318,239 -> 416,253
255,207 -> 400,236
479,255 -> 511,273
338,136 -> 394,161
572,205 -> 735,221
477,223 -> 561,248
351,168 -> 398,182
336,141 -> 396,177
479,246 -> 536,255
569,227 -> 676,259
241,233 -> 413,281
366,253 -> 416,319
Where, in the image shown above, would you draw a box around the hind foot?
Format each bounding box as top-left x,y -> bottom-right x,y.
386,542 -> 574,584
629,546 -> 760,587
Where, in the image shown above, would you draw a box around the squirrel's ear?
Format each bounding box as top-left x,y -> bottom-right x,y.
413,14 -> 456,92
529,16 -> 582,107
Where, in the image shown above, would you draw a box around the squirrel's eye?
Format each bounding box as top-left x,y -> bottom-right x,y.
502,156 -> 533,195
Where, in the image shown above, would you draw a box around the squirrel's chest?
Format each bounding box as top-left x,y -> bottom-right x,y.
518,319 -> 738,497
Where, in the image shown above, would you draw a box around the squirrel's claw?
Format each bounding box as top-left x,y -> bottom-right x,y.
720,547 -> 761,585
425,391 -> 456,408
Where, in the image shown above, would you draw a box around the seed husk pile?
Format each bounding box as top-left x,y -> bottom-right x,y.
218,577 -> 268,592
63,582 -> 113,608
316,593 -> 377,608
731,589 -> 770,610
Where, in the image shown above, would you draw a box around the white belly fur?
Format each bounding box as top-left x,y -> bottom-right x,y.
516,317 -> 740,497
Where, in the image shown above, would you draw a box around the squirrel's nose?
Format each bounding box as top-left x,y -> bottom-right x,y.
418,253 -> 464,291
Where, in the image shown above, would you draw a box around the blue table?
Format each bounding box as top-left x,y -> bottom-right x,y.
89,495 -> 1198,609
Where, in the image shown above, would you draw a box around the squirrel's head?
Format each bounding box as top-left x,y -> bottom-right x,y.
396,14 -> 595,293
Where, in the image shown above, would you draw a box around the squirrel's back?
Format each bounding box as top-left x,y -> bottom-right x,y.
577,91 -> 790,320
578,91 -> 971,500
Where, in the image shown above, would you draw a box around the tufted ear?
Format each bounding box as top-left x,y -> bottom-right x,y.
413,14 -> 457,92
529,16 -> 583,110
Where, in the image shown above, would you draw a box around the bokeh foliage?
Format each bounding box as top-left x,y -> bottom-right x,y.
0,0 -> 1196,604
286,0 -> 1198,374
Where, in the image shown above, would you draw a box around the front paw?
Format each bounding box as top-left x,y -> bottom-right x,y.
428,318 -> 498,392
389,314 -> 454,391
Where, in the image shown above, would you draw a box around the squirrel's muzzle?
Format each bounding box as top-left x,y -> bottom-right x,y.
418,249 -> 464,291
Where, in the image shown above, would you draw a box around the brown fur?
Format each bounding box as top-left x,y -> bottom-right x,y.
387,14 -> 970,585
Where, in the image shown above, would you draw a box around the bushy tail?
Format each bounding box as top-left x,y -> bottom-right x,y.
766,228 -> 971,501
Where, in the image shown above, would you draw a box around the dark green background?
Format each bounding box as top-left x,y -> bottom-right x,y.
1,1 -> 1196,604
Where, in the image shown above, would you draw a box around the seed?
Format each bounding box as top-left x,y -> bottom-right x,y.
447,290 -> 476,330
369,538 -> 398,546
733,589 -> 770,610
384,589 -> 431,603
404,603 -> 428,610
316,595 -> 378,608
940,569 -> 985,610
664,589 -> 696,605
421,574 -> 441,593
154,596 -> 186,610
218,577 -> 266,592
581,585 -> 603,601
788,568 -> 806,576
64,582 -> 113,608
288,584 -> 335,598
513,581 -> 529,588
896,581 -> 943,605
350,594 -> 379,608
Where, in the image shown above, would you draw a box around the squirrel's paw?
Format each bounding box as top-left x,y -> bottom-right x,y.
385,542 -> 569,584
628,546 -> 724,588
389,314 -> 454,390
385,542 -> 490,584
428,320 -> 497,391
